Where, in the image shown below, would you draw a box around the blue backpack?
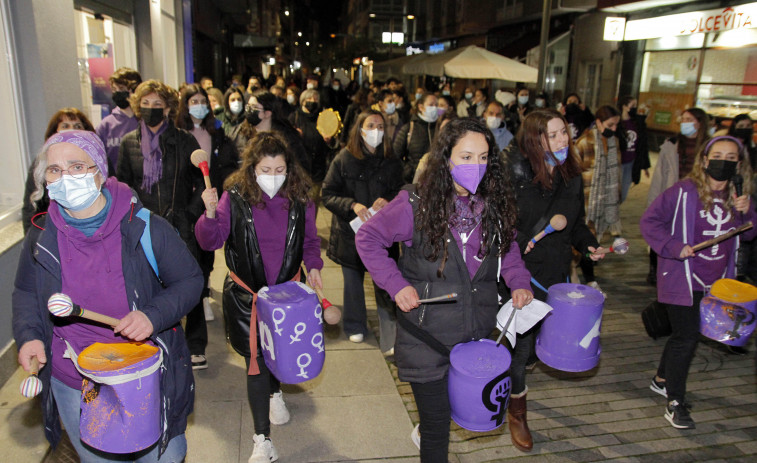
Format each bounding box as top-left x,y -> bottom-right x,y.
135,208 -> 161,283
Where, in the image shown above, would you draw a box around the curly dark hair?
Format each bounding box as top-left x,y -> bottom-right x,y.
416,117 -> 518,276
223,131 -> 311,207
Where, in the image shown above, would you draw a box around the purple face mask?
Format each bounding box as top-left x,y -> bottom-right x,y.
450,160 -> 487,194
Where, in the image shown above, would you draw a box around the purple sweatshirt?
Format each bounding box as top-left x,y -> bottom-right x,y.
48,177 -> 135,388
641,179 -> 757,306
96,107 -> 139,174
195,190 -> 323,284
356,190 -> 532,298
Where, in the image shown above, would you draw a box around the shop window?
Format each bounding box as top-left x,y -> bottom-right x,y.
646,33 -> 704,51
640,50 -> 700,94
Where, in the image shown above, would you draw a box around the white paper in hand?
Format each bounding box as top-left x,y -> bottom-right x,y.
350,207 -> 377,233
496,298 -> 553,347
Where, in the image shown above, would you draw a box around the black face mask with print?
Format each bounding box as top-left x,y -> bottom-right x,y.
706,159 -> 738,182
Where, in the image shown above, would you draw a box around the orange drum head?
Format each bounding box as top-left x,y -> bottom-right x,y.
710,279 -> 757,303
78,342 -> 159,371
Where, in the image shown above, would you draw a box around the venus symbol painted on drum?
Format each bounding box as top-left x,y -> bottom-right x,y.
290,322 -> 306,344
311,332 -> 324,353
259,320 -> 276,360
272,308 -> 286,336
314,303 -> 323,325
296,353 -> 312,379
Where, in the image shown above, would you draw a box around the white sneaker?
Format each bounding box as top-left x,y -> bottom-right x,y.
383,347 -> 395,357
410,424 -> 420,450
586,281 -> 606,298
203,297 -> 214,321
249,433 -> 279,463
349,333 -> 364,343
269,391 -> 290,425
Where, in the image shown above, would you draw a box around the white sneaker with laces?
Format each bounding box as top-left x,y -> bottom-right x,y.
203,297 -> 214,321
410,424 -> 420,450
348,333 -> 364,343
249,433 -> 279,463
269,391 -> 290,425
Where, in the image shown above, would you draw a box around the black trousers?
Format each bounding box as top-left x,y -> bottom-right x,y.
244,355 -> 282,437
410,377 -> 451,463
657,291 -> 703,403
185,249 -> 213,355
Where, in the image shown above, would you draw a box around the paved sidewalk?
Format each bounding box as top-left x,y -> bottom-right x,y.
1,155 -> 756,461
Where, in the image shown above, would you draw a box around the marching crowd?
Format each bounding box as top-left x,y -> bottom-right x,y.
11,68 -> 757,463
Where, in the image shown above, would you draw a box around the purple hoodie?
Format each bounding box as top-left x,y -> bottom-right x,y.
96,107 -> 139,175
48,177 -> 136,388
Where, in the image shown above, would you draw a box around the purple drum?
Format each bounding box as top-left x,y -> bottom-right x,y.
448,339 -> 512,432
257,281 -> 325,384
536,283 -> 604,372
700,278 -> 757,347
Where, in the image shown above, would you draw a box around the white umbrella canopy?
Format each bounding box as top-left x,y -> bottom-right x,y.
402,45 -> 538,83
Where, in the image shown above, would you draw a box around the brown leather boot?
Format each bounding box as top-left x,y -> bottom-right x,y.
507,393 -> 533,452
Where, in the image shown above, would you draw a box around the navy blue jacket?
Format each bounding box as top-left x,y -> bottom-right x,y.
12,202 -> 203,454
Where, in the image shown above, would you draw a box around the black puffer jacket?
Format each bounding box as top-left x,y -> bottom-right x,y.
208,129 -> 240,190
392,115 -> 436,183
289,108 -> 333,183
116,121 -> 204,254
505,144 -> 597,298
322,145 -> 403,270
222,187 -> 305,356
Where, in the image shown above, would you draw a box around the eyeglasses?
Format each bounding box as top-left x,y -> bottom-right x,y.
45,163 -> 97,181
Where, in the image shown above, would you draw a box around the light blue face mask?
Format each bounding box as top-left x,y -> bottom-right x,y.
189,104 -> 210,120
47,172 -> 101,211
680,121 -> 697,137
545,146 -> 570,166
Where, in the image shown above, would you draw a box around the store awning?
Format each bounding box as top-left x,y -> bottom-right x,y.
402,45 -> 538,82
373,53 -> 429,79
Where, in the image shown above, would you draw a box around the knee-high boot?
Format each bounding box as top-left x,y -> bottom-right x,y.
507,392 -> 533,452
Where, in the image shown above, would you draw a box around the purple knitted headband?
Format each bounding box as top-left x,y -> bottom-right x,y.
43,130 -> 108,177
703,135 -> 745,159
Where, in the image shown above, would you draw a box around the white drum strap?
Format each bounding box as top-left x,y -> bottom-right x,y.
63,340 -> 163,387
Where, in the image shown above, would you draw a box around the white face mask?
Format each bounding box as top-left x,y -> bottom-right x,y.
518,95 -> 529,105
256,173 -> 287,198
286,94 -> 296,105
306,82 -> 316,90
486,116 -> 502,130
46,172 -> 101,211
384,102 -> 396,115
362,128 -> 384,148
229,100 -> 243,115
420,105 -> 439,123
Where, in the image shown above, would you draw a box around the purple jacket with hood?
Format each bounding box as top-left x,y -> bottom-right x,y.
640,178 -> 757,306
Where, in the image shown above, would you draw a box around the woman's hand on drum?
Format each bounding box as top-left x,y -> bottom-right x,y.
679,245 -> 694,259
395,286 -> 420,312
586,246 -> 606,261
733,193 -> 751,214
372,197 -> 388,211
18,340 -> 46,373
115,311 -> 154,342
511,288 -> 534,309
307,268 -> 323,290
202,188 -> 219,219
352,202 -> 372,222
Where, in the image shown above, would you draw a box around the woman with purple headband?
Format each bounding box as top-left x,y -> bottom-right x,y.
641,135 -> 757,430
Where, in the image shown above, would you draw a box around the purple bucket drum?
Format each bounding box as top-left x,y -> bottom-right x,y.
700,278 -> 757,347
257,281 -> 325,384
448,339 -> 512,432
536,283 -> 605,372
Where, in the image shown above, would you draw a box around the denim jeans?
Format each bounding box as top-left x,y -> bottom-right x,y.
51,377 -> 187,462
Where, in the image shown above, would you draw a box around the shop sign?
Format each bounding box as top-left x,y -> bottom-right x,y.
654,111 -> 672,125
624,3 -> 757,41
604,17 -> 626,41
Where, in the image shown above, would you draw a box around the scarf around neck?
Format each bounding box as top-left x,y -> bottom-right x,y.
449,194 -> 484,236
140,120 -> 168,193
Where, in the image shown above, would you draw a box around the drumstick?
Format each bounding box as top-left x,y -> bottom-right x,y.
19,357 -> 43,398
417,293 -> 458,304
530,214 -> 567,245
190,149 -> 212,189
692,221 -> 753,252
585,237 -> 630,257
47,293 -> 120,327
495,307 -> 518,345
314,287 -> 342,325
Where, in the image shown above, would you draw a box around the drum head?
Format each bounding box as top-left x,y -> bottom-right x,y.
316,108 -> 342,138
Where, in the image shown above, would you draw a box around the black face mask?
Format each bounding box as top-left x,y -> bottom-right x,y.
706,159 -> 738,182
141,107 -> 165,128
734,128 -> 753,143
304,101 -> 320,114
601,127 -> 615,139
565,103 -> 580,115
628,107 -> 638,117
112,91 -> 130,109
246,110 -> 262,127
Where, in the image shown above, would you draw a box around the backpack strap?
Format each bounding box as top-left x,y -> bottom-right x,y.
135,208 -> 161,282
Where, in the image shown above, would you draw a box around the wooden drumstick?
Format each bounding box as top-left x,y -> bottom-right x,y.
529,215 -> 567,247
314,287 -> 342,325
417,293 -> 458,304
190,149 -> 212,189
19,357 -> 43,398
48,293 -> 120,327
692,221 -> 753,252
585,237 -> 630,257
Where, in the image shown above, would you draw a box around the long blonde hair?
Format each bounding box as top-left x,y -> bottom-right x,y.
687,135 -> 752,212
